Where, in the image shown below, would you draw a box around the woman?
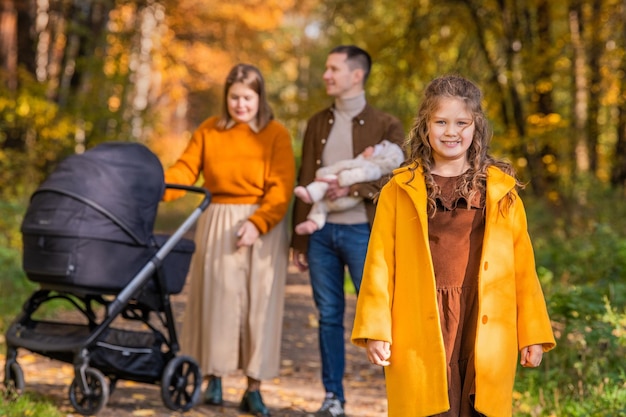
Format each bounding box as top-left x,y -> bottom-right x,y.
163,64 -> 295,417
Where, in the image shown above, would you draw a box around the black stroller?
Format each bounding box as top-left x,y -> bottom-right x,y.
3,142 -> 210,415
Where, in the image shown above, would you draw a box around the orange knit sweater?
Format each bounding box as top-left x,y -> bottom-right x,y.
163,116 -> 295,234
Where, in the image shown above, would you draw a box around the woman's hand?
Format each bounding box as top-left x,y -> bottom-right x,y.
366,339 -> 391,366
520,344 -> 543,368
236,220 -> 260,247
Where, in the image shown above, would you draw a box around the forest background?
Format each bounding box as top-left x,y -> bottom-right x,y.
0,0 -> 625,416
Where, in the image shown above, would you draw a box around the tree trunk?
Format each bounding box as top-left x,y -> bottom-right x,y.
498,0 -> 545,196
586,0 -> 603,175
534,0 -> 559,193
610,0 -> 626,187
0,0 -> 18,90
16,0 -> 36,76
569,0 -> 590,176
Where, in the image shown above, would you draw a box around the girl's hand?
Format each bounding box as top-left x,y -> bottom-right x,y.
366,339 -> 391,366
520,344 -> 543,368
236,220 -> 260,247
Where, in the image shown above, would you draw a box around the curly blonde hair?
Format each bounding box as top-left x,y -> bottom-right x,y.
404,74 -> 521,216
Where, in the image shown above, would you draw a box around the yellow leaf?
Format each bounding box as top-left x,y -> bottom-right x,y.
131,410 -> 155,416
19,354 -> 38,364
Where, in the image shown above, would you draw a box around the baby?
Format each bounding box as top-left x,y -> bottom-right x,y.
294,139 -> 404,235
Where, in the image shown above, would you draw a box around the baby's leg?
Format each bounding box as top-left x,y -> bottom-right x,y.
296,175 -> 335,203
295,202 -> 327,235
294,186 -> 313,204
295,219 -> 319,235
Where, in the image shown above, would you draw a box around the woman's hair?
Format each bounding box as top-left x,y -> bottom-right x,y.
217,63 -> 274,130
405,74 -> 521,216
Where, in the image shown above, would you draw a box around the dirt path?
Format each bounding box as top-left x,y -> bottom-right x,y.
2,269 -> 387,417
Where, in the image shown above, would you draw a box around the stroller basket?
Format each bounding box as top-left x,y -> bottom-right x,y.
91,327 -> 166,381
10,321 -> 165,381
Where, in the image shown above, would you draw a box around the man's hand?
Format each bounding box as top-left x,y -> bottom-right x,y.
292,249 -> 309,272
320,177 -> 350,201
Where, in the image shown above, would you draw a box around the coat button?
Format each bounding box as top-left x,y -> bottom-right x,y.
329,119 -> 334,124
358,119 -> 365,125
321,138 -> 326,144
482,315 -> 488,324
316,159 -> 321,165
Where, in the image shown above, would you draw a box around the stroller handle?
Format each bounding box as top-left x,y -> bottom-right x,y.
164,183 -> 212,210
107,184 -> 210,317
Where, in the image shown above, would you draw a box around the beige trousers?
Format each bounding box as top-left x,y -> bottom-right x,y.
179,203 -> 288,380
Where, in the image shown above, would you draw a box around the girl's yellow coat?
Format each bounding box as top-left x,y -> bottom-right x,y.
352,165 -> 555,417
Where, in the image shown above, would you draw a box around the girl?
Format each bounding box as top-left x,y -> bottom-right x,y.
163,64 -> 295,417
351,75 -> 555,417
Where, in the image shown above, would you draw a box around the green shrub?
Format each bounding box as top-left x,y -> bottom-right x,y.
0,200 -> 25,251
0,246 -> 34,334
513,189 -> 626,416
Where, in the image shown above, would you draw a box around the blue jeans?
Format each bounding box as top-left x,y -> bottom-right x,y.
307,222 -> 370,403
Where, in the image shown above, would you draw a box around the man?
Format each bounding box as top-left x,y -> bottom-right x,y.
292,45 -> 405,417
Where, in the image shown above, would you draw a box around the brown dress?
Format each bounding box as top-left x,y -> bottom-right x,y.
428,175 -> 485,417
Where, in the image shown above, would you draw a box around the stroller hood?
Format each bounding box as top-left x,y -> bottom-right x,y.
21,142 -> 165,245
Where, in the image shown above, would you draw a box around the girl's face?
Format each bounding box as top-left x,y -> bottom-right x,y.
227,82 -> 259,124
428,97 -> 475,169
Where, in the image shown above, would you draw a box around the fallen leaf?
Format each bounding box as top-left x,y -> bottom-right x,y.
131,410 -> 155,416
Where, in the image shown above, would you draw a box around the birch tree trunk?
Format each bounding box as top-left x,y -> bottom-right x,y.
569,0 -> 590,176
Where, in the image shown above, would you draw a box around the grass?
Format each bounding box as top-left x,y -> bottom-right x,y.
0,392 -> 63,417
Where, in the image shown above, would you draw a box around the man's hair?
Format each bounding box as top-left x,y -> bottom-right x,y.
329,45 -> 372,85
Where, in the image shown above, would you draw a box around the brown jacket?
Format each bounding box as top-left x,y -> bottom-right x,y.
291,103 -> 405,252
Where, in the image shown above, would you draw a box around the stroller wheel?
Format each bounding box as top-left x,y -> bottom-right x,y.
4,361 -> 25,396
69,367 -> 109,415
160,355 -> 201,411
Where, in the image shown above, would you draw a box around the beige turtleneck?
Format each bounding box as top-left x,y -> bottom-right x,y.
322,92 -> 368,225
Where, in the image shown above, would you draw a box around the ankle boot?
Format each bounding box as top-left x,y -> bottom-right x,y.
203,377 -> 222,405
239,390 -> 270,417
